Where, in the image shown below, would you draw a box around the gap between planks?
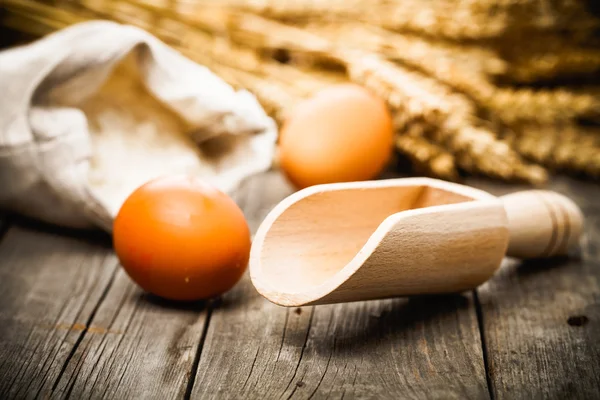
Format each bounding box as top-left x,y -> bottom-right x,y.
473,290 -> 495,400
183,304 -> 214,400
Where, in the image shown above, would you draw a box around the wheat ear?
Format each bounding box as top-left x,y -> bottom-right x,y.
506,124 -> 600,177
395,135 -> 459,181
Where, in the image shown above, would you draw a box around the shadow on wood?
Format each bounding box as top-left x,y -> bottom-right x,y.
513,255 -> 576,276
315,294 -> 471,354
138,292 -> 210,312
8,212 -> 112,247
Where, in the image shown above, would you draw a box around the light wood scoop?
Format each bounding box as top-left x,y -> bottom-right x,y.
249,178 -> 583,307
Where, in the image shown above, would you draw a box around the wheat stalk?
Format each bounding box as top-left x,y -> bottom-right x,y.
307,23 -> 507,75
302,22 -> 505,97
395,135 -> 459,181
503,47 -> 600,83
506,124 -> 600,177
208,0 -> 505,39
220,15 -> 599,127
346,55 -> 548,182
484,87 -> 600,125
212,0 -> 600,40
489,31 -> 600,83
192,0 -> 370,20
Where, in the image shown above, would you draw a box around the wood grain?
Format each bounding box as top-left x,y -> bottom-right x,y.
473,176 -> 600,400
192,172 -> 490,399
0,224 -> 116,399
50,269 -> 210,399
501,190 -> 584,259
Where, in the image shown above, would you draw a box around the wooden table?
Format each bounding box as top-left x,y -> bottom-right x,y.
0,171 -> 598,399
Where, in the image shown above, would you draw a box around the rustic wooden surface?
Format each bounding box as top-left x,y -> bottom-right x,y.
0,171 -> 598,400
473,177 -> 600,400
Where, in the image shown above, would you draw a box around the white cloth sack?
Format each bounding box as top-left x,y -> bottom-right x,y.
0,21 -> 277,231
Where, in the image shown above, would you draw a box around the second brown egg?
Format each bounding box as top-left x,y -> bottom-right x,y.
279,84 -> 394,189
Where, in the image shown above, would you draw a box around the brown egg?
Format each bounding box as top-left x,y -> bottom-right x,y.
279,84 -> 394,189
113,175 -> 251,301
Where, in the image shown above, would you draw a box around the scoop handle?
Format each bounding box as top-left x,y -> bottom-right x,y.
501,190 -> 584,259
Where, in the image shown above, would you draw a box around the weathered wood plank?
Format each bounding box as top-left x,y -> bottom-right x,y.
473,176 -> 600,399
0,224 -> 117,399
192,171 -> 490,399
284,295 -> 488,399
50,268 -> 210,399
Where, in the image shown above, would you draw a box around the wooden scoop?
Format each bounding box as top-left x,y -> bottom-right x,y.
249,178 -> 583,307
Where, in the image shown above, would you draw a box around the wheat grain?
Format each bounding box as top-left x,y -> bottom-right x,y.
497,0 -> 600,34
206,11 -> 600,127
197,12 -> 474,127
376,0 -> 598,39
507,124 -> 600,177
304,23 -> 507,76
503,47 -> 600,83
205,0 -> 506,39
439,125 -> 548,183
395,135 -> 459,181
483,87 -> 600,125
191,0 -> 370,20
304,22 -> 502,103
489,30 -> 600,82
347,56 -> 547,182
346,55 -> 474,128
215,0 -> 598,40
